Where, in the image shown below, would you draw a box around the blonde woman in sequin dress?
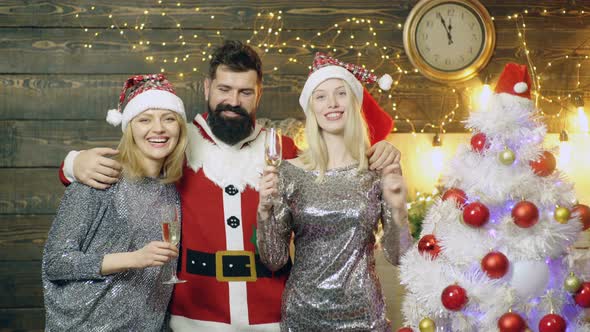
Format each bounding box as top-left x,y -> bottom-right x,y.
257,55 -> 413,332
42,74 -> 188,331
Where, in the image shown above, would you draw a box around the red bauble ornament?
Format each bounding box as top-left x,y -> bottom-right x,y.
529,151 -> 557,177
397,328 -> 413,332
574,282 -> 590,308
462,202 -> 490,227
512,201 -> 539,228
418,234 -> 441,259
481,251 -> 509,279
442,188 -> 468,207
471,132 -> 488,152
441,284 -> 468,311
538,313 -> 567,332
498,312 -> 527,332
572,204 -> 590,231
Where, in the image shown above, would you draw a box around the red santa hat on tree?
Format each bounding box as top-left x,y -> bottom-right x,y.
494,63 -> 533,104
299,52 -> 394,144
106,73 -> 186,131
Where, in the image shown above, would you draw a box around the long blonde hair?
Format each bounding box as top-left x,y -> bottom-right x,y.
299,80 -> 370,182
116,112 -> 187,184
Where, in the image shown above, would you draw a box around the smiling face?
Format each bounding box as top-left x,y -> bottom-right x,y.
204,65 -> 260,145
310,78 -> 351,136
130,109 -> 181,164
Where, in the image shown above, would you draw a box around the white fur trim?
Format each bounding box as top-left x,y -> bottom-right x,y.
496,92 -> 534,108
378,74 -> 393,90
299,66 -> 363,114
513,82 -> 528,94
106,109 -> 122,127
63,150 -> 80,183
120,89 -> 186,132
185,115 -> 265,192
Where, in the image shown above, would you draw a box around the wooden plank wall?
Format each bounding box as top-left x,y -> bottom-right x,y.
1,1 -> 589,330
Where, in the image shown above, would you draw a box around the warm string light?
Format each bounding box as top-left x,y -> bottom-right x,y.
73,7 -> 418,132
504,8 -> 589,132
75,1 -> 216,78
75,5 -> 420,126
244,14 -> 410,81
75,4 -> 589,133
391,102 -> 417,135
418,90 -> 460,134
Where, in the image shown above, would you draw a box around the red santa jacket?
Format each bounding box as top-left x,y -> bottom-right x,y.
168,114 -> 298,331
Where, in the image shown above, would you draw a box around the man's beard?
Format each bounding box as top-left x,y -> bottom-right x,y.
207,103 -> 255,145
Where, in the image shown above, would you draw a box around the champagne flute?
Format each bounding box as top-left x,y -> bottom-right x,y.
162,209 -> 186,284
264,128 -> 282,204
265,127 -> 282,167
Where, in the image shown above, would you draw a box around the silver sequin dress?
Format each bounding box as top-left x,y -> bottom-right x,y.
257,162 -> 412,332
42,176 -> 181,331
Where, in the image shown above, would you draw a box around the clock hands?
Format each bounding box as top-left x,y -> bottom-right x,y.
448,17 -> 452,35
436,12 -> 454,45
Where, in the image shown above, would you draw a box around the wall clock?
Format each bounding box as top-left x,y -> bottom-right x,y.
403,0 -> 495,83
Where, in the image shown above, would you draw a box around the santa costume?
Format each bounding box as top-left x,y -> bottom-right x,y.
167,113 -> 298,331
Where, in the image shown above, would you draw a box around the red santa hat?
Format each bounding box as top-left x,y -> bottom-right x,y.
106,73 -> 186,131
494,63 -> 532,99
299,52 -> 394,144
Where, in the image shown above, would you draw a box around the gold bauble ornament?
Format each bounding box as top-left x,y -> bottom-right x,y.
419,317 -> 436,332
564,272 -> 583,293
499,148 -> 516,165
554,206 -> 571,224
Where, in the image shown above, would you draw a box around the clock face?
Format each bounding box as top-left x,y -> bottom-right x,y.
414,2 -> 485,72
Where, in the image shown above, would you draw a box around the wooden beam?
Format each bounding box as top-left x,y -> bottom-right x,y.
0,169 -> 64,214
0,261 -> 42,308
0,215 -> 51,261
0,308 -> 44,331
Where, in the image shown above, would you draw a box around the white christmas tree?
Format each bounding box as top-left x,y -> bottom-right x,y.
398,63 -> 590,332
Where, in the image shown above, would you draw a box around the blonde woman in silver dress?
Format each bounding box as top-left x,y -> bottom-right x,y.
257,54 -> 412,332
42,74 -> 187,331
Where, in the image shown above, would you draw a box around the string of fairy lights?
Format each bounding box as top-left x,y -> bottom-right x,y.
72,2 -> 589,135
509,8 -> 590,135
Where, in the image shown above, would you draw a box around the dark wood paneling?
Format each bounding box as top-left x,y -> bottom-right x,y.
0,215 -> 51,261
1,26 -> 590,76
0,169 -> 64,214
0,1 -> 409,29
0,75 -> 203,120
0,28 -> 405,74
0,1 -> 586,30
0,308 -> 44,331
0,121 -> 121,167
0,261 -> 42,308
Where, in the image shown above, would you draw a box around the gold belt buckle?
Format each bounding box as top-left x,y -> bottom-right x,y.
215,250 -> 257,282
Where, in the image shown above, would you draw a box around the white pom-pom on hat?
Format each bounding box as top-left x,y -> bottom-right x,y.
106,109 -> 122,127
378,74 -> 393,90
513,82 -> 528,94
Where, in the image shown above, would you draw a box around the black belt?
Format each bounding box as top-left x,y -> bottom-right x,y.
186,249 -> 291,282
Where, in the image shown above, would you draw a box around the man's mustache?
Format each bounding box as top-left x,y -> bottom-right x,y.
214,104 -> 249,118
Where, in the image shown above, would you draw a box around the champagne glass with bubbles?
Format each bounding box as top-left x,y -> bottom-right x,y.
264,127 -> 282,204
161,208 -> 186,284
265,127 -> 282,167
